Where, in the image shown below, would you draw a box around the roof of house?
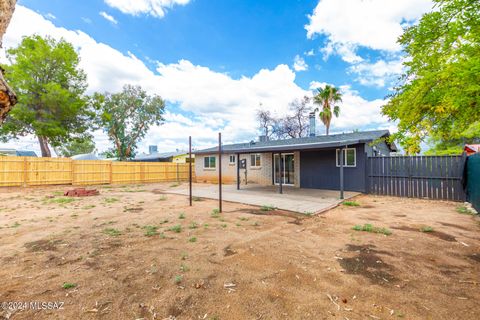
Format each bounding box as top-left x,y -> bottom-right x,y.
465,144 -> 480,153
133,151 -> 188,161
194,130 -> 396,154
16,150 -> 37,157
71,153 -> 99,160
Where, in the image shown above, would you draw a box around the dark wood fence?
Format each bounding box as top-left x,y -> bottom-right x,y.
366,155 -> 466,201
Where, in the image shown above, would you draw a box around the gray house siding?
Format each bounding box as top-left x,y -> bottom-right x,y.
364,141 -> 391,157
299,144 -> 367,192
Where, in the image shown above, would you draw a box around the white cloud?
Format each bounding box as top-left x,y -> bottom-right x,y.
104,0 -> 191,18
293,55 -> 308,72
349,59 -> 404,87
99,11 -> 118,24
306,0 -> 432,51
82,17 -> 93,24
305,49 -> 315,56
44,13 -> 56,20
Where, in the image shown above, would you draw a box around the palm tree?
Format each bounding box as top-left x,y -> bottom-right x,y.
313,85 -> 342,135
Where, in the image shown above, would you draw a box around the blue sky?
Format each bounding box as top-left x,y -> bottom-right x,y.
2,0 -> 433,155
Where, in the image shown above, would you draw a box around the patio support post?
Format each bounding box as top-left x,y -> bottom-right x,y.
189,136 -> 192,206
279,152 -> 283,194
340,146 -> 344,200
236,153 -> 240,190
218,132 -> 223,213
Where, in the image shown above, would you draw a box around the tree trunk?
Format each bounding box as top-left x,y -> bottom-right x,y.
37,135 -> 52,157
0,0 -> 17,124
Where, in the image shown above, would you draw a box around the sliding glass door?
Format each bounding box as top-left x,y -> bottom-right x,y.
274,153 -> 295,185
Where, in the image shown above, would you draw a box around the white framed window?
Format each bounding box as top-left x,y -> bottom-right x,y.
229,155 -> 236,165
336,148 -> 356,167
203,156 -> 216,169
250,153 -> 261,167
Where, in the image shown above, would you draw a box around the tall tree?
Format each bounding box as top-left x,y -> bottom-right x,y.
283,96 -> 311,138
96,84 -> 165,160
313,85 -> 342,135
256,106 -> 273,138
382,0 -> 480,154
0,0 -> 18,123
0,35 -> 92,157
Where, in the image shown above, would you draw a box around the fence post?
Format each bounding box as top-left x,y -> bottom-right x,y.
71,159 -> 75,186
176,163 -> 179,182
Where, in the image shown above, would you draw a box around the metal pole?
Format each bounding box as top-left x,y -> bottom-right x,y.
189,136 -> 192,206
218,132 -> 222,213
340,147 -> 344,199
236,153 -> 240,190
279,152 -> 283,194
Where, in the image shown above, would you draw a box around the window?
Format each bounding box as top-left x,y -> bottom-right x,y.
336,148 -> 356,167
229,155 -> 236,165
250,154 -> 261,167
203,156 -> 216,169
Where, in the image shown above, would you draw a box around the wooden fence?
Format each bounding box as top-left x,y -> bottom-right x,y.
0,157 -> 193,187
366,155 -> 466,201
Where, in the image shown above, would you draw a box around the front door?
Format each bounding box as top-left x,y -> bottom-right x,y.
274,153 -> 295,185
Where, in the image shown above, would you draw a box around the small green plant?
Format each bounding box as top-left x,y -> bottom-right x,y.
456,205 -> 475,215
143,225 -> 159,237
178,212 -> 186,219
53,191 -> 64,196
352,224 -> 391,235
49,197 -> 76,204
174,275 -> 183,284
82,205 -> 96,210
188,236 -> 197,243
189,222 -> 198,229
180,264 -> 189,272
62,282 -> 77,289
11,221 -> 20,228
203,223 -> 209,228
343,201 -> 360,207
420,226 -> 434,232
70,214 -> 78,218
160,219 -> 169,224
104,197 -> 119,204
192,196 -> 203,202
103,228 -> 121,237
253,221 -> 260,227
157,195 -> 167,201
221,223 -> 227,228
181,252 -> 188,260
211,208 -> 220,218
236,223 -> 241,227
170,183 -> 180,188
260,205 -> 275,211
169,225 -> 182,233
238,217 -> 249,221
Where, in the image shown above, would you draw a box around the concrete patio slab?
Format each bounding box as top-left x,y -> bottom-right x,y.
165,183 -> 359,214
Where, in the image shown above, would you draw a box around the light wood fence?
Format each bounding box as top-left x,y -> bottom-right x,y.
0,157 -> 193,187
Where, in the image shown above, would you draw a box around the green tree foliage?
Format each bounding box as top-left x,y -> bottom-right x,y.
313,85 -> 342,135
55,135 -> 96,157
95,84 -> 165,160
0,35 -> 92,157
382,0 -> 480,155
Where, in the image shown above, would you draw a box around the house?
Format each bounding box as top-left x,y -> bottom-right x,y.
132,151 -> 194,163
464,144 -> 480,156
0,148 -> 37,157
194,129 -> 396,192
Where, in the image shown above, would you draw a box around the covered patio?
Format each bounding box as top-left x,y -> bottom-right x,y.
166,183 -> 359,214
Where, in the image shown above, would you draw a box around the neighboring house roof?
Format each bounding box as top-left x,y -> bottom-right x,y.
133,151 -> 188,161
71,153 -> 99,160
195,130 -> 396,154
465,144 -> 480,155
16,150 -> 37,157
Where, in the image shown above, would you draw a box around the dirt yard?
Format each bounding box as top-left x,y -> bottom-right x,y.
0,183 -> 479,320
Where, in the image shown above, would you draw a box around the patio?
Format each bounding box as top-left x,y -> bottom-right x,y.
166,183 -> 359,214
